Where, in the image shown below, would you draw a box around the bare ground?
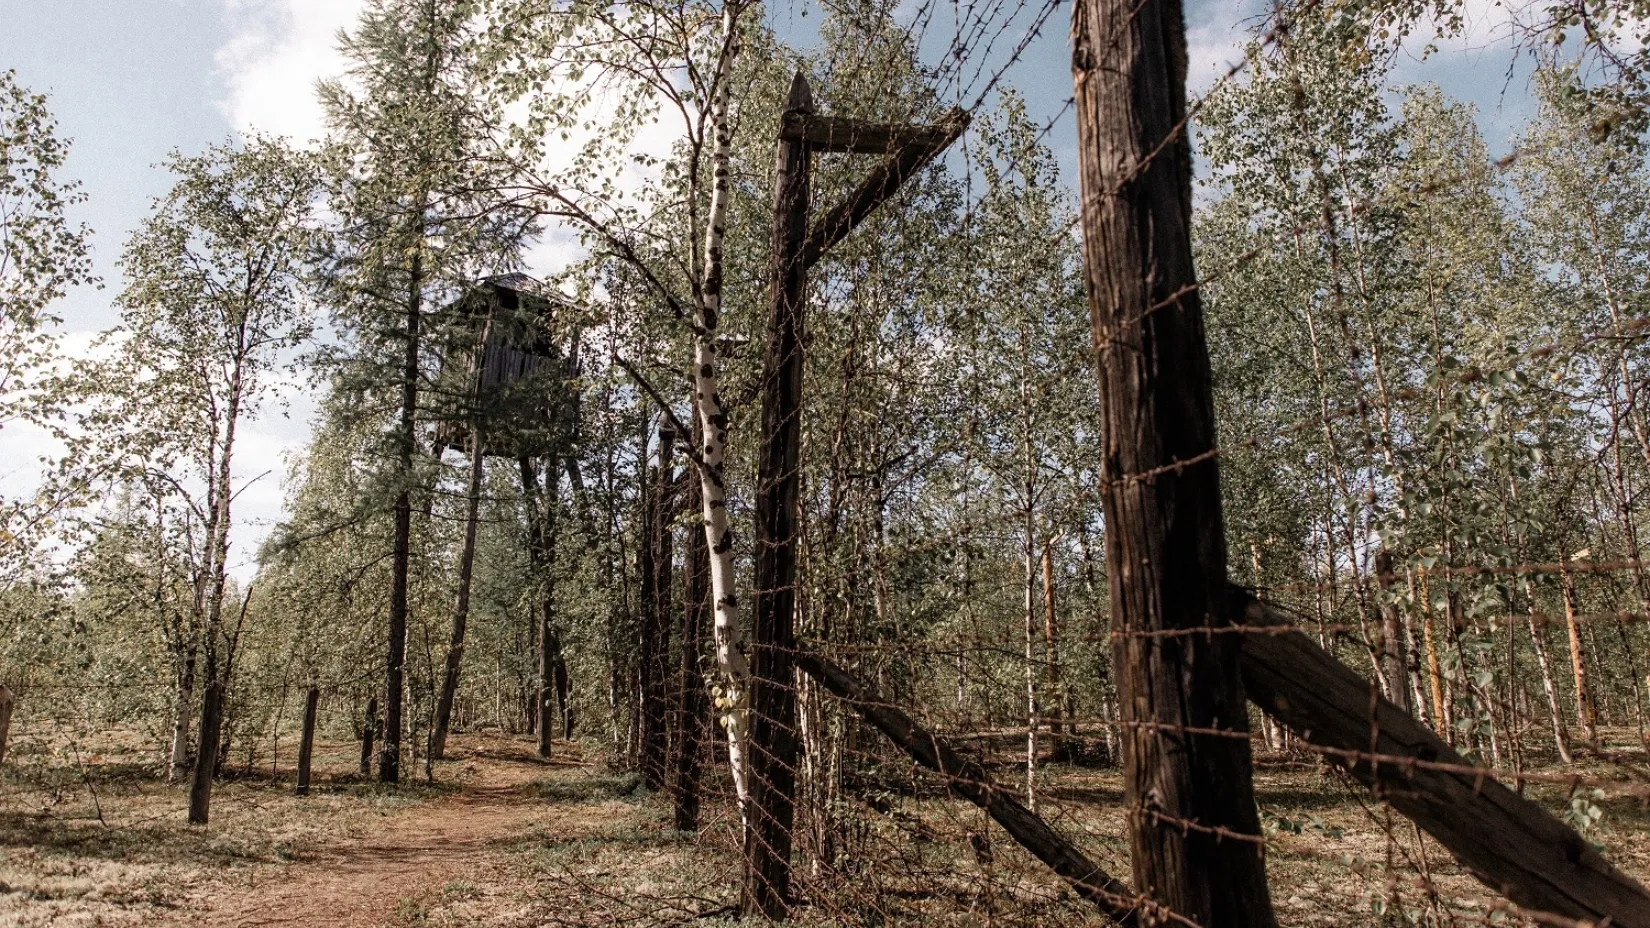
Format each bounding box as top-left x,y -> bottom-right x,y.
0,733 -> 696,928
160,740 -> 573,928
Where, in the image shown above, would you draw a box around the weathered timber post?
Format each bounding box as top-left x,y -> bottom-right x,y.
360,697 -> 377,777
674,433 -> 712,831
737,74 -> 967,920
0,683 -> 13,768
1071,0 -> 1277,923
296,685 -> 320,796
641,427 -> 676,789
744,72 -> 814,920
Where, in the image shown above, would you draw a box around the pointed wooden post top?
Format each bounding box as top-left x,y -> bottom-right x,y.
784,71 -> 814,115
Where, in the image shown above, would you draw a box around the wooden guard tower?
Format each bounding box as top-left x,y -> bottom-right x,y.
434,273 -> 574,460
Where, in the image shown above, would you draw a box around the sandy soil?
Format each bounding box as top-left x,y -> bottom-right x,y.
161,739 -> 573,928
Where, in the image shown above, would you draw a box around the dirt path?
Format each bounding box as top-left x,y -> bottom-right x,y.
164,738 -> 582,928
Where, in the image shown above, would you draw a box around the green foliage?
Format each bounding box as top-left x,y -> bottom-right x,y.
0,70 -> 94,577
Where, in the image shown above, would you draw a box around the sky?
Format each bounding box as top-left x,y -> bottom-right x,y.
0,0 -> 1539,579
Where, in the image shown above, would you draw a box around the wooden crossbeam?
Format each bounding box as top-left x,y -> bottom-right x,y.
1236,590 -> 1650,927
780,112 -> 962,155
800,109 -> 968,270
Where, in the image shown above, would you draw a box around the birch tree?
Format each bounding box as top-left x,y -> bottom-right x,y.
64,137 -> 318,822
493,0 -> 758,807
0,70 -> 93,576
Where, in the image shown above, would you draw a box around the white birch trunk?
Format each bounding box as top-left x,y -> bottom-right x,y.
693,4 -> 751,814
168,661 -> 194,782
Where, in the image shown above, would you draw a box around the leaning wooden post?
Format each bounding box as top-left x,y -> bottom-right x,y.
796,651 -> 1144,926
296,685 -> 320,796
0,683 -> 13,768
359,696 -> 377,777
1237,592 -> 1650,926
1071,0 -> 1277,923
744,71 -> 814,920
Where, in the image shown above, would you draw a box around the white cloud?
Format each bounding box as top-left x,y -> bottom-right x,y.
215,0 -> 363,142
1186,0 -> 1270,96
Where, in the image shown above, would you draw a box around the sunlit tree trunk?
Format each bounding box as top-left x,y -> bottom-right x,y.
1042,537 -> 1065,751
1529,606 -> 1574,764
690,3 -> 751,815
1559,545 -> 1599,750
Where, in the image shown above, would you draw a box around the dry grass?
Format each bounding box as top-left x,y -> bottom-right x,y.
1,725 -> 1646,927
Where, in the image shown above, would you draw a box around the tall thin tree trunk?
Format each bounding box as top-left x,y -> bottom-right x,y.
1071,0 -> 1277,920
382,252 -> 423,784
1023,517 -> 1039,811
187,343 -> 246,820
1419,570 -> 1449,739
1560,548 -> 1599,750
296,685 -> 319,796
432,425 -> 486,762
641,427 -> 675,788
360,697 -> 377,777
520,457 -> 560,761
1043,538 -> 1064,748
1374,550 -> 1410,714
168,645 -> 196,783
1529,609 -> 1574,764
188,669 -> 224,825
691,2 -> 752,816
0,684 -> 13,768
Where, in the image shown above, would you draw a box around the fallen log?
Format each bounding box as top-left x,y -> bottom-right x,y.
1236,590 -> 1650,927
795,651 -> 1155,927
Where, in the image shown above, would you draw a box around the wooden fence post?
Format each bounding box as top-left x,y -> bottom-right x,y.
742,71 -> 968,919
296,685 -> 320,796
641,426 -> 676,789
359,696 -> 377,777
1070,0 -> 1277,923
0,683 -> 13,768
744,71 -> 815,920
673,432 -> 712,831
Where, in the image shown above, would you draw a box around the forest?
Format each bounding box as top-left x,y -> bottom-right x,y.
5,0 -> 1650,925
